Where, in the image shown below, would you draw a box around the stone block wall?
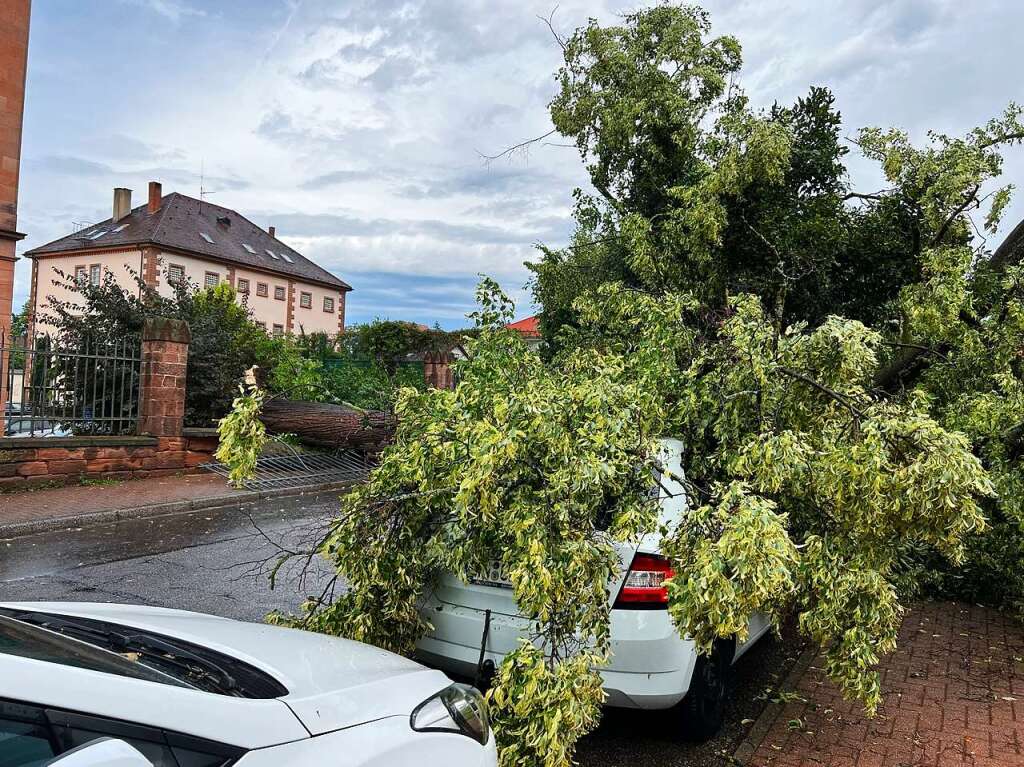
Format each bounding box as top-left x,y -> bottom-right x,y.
424,350 -> 456,390
0,433 -> 219,492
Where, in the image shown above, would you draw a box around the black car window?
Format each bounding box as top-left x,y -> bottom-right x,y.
0,706 -> 55,767
48,710 -> 176,766
0,699 -> 242,767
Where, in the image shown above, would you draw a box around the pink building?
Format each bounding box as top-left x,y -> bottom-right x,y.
26,182 -> 352,337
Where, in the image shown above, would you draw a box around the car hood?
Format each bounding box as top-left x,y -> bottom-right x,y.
1,601 -> 452,736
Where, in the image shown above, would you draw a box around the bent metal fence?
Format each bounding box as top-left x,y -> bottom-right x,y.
0,334 -> 142,438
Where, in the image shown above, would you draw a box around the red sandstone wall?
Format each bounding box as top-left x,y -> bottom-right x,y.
0,434 -> 218,492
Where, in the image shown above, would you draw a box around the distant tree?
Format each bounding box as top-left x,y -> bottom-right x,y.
10,300 -> 29,337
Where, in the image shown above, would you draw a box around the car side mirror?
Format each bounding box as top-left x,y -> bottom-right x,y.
45,737 -> 154,766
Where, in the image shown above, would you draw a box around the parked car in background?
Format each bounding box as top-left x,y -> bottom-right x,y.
0,602 -> 496,766
416,438 -> 771,740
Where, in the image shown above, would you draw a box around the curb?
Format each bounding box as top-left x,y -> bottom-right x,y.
732,642 -> 817,765
0,481 -> 355,540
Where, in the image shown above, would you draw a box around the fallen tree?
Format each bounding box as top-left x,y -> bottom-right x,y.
216,7 -> 1023,767
257,399 -> 396,450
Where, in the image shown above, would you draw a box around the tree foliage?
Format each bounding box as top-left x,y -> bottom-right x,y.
533,8 -> 930,344
218,5 -> 1024,766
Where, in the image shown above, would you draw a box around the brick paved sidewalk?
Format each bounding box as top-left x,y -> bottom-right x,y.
0,473 -> 234,528
742,602 -> 1023,767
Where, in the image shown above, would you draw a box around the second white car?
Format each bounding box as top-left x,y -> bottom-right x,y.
416,438 -> 770,740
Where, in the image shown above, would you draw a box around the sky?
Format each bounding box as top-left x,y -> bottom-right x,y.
13,0 -> 1024,329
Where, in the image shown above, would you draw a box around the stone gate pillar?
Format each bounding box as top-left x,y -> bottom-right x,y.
139,317 -> 190,437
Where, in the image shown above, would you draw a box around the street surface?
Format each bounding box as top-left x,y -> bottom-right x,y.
0,493 -> 791,766
0,495 -> 339,618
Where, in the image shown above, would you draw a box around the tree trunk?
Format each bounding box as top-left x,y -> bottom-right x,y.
259,399 -> 397,450
1007,420 -> 1024,461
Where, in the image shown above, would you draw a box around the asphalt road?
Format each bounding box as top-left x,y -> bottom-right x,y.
0,494 -> 341,618
0,493 -> 797,767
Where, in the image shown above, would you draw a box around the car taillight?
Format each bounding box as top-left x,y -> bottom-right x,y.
614,553 -> 674,608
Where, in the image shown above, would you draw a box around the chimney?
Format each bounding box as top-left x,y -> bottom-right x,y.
268,225 -> 276,238
147,181 -> 162,214
112,187 -> 132,222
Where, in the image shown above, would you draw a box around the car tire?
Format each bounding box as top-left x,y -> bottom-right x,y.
679,639 -> 733,741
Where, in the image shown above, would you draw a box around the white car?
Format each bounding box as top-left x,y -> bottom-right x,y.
0,602 -> 496,766
415,438 -> 770,740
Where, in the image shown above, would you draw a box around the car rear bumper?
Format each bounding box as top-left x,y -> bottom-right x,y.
415,599 -> 698,710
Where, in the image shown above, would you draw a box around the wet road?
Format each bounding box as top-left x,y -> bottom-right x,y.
0,494 -> 340,619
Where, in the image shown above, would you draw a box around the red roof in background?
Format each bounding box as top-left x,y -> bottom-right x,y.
507,315 -> 541,337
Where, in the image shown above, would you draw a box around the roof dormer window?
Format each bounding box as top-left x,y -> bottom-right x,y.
265,249 -> 279,260
200,232 -> 215,244
242,243 -> 256,254
280,253 -> 294,263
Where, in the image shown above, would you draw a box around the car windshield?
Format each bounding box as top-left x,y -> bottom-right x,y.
0,609 -> 288,699
0,614 -> 194,689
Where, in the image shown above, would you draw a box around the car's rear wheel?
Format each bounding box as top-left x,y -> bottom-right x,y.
679,639 -> 733,741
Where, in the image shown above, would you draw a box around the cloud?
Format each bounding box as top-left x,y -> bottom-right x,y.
266,210 -> 568,247
121,0 -> 206,23
330,271 -> 535,329
15,0 -> 1024,331
78,134 -> 186,164
300,169 -> 379,190
23,156 -> 249,192
27,156 -> 114,176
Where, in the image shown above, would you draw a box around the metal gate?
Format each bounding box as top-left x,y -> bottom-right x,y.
202,441 -> 374,491
1,333 -> 142,438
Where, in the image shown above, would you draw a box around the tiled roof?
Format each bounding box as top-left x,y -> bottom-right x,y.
506,315 -> 540,337
25,192 -> 351,291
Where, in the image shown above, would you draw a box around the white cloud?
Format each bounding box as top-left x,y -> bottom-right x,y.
14,0 -> 1024,327
121,0 -> 206,23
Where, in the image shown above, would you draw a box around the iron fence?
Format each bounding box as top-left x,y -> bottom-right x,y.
321,357 -> 425,373
1,333 -> 142,438
202,443 -> 374,491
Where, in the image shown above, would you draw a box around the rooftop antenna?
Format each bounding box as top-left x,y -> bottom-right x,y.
199,159 -> 218,208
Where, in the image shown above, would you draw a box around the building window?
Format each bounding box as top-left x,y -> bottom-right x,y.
237,278 -> 250,294
299,291 -> 312,309
89,264 -> 101,286
323,296 -> 335,313
256,282 -> 268,297
256,321 -> 267,331
167,264 -> 185,285
272,323 -> 284,337
75,265 -> 88,286
204,272 -> 219,289
274,285 -> 286,301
